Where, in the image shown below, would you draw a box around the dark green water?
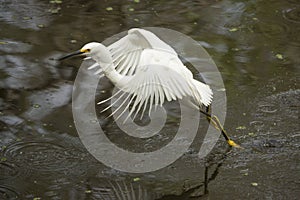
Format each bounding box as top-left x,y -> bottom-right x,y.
0,0 -> 299,199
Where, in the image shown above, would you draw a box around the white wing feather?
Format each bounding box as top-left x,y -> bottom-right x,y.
88,28 -> 177,75
101,65 -> 189,121
99,49 -> 213,120
89,28 -> 213,120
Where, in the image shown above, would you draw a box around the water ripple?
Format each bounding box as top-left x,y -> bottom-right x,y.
257,104 -> 278,114
0,185 -> 19,200
256,20 -> 300,46
283,8 -> 300,23
0,162 -> 19,180
257,21 -> 290,38
3,140 -> 85,172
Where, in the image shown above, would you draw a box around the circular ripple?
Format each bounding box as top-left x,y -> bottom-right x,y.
257,22 -> 290,38
256,21 -> 300,46
3,141 -> 84,172
258,104 -> 278,114
0,185 -> 19,200
0,162 -> 19,180
283,8 -> 300,23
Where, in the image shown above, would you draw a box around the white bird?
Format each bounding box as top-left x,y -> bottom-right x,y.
59,28 -> 239,147
60,28 -> 212,117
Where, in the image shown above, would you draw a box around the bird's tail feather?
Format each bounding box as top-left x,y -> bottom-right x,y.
191,80 -> 213,107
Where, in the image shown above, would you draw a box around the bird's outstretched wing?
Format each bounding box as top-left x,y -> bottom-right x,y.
87,28 -> 177,76
98,62 -> 212,121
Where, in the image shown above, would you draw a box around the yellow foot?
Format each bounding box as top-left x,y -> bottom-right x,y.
227,139 -> 243,149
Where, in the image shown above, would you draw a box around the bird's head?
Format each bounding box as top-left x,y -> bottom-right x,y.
80,42 -> 102,55
58,42 -> 111,63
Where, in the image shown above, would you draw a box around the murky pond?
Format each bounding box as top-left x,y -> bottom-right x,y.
0,0 -> 299,199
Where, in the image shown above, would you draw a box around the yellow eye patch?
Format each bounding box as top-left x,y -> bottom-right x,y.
80,49 -> 90,53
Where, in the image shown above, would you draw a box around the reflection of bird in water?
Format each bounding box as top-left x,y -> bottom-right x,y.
157,147 -> 231,200
59,28 -> 239,147
86,180 -> 161,200
89,149 -> 229,200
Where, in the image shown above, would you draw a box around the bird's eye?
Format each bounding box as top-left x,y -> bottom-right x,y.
86,49 -> 91,52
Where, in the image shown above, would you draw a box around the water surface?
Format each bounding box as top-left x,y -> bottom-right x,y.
0,0 -> 299,199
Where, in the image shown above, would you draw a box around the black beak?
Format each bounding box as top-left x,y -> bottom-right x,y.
58,50 -> 84,61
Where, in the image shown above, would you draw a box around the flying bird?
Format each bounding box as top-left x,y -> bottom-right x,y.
59,28 -> 239,147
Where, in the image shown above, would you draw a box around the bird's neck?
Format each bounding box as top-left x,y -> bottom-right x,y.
101,63 -> 124,86
93,57 -> 126,88
91,45 -> 128,88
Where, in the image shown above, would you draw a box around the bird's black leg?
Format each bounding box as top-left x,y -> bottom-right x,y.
205,105 -> 211,123
199,106 -> 241,148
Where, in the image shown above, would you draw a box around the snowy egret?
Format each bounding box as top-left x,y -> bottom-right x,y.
59,28 -> 239,147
